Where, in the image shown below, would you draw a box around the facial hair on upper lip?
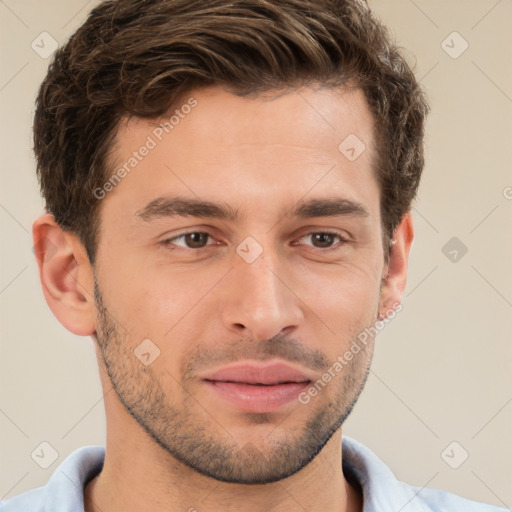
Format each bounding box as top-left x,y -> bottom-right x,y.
179,334 -> 332,384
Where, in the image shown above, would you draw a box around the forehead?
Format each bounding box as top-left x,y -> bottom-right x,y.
103,85 -> 379,224
158,85 -> 373,147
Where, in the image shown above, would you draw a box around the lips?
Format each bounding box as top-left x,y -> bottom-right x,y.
199,361 -> 313,413
201,362 -> 312,385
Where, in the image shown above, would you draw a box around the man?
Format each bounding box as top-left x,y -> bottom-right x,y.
0,0 -> 506,511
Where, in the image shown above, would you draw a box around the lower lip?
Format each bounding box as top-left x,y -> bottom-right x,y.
203,380 -> 310,413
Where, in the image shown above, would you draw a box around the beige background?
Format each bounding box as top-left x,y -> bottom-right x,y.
1,0 -> 511,508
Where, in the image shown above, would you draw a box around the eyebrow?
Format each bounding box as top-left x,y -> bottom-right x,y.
135,196 -> 370,222
135,197 -> 239,222
290,198 -> 369,219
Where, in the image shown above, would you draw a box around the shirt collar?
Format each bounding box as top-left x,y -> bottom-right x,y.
41,439 -> 431,512
44,445 -> 105,511
342,436 -> 432,512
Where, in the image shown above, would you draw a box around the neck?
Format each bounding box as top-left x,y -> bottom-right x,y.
84,426 -> 362,512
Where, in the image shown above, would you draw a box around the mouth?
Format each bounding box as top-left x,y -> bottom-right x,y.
199,361 -> 313,413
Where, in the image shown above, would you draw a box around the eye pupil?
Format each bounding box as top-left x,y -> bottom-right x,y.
312,233 -> 335,248
185,233 -> 209,248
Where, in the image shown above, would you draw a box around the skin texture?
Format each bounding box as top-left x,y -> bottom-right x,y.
33,85 -> 414,512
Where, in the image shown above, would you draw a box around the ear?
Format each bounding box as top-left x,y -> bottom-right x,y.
32,213 -> 96,336
378,211 -> 414,318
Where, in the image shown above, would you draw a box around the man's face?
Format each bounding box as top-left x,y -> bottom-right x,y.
93,85 -> 386,483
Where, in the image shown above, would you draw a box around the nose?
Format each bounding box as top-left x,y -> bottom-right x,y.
218,246 -> 304,341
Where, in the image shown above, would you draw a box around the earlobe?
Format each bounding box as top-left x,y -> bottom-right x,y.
378,212 -> 414,318
32,213 -> 96,336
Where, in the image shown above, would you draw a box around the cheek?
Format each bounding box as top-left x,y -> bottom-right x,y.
296,259 -> 381,312
105,262 -> 220,342
292,260 -> 381,353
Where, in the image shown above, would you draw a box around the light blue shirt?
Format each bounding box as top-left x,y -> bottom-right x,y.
1,437 -> 508,511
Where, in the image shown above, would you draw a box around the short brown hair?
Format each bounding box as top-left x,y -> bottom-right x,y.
34,0 -> 429,265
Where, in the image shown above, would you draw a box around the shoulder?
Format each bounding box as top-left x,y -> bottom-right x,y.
0,446 -> 105,512
0,487 -> 47,512
341,436 -> 507,512
408,483 -> 508,512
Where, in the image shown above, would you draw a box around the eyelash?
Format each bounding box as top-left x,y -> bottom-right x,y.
294,231 -> 349,250
161,230 -> 349,252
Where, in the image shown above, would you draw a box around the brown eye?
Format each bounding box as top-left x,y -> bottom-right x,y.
300,232 -> 345,249
183,232 -> 210,248
165,232 -> 212,249
311,233 -> 337,248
